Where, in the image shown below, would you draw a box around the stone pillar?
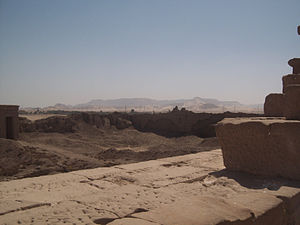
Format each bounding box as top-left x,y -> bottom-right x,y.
282,27 -> 300,120
264,93 -> 284,117
12,116 -> 19,139
282,72 -> 300,120
284,85 -> 300,120
217,26 -> 300,180
0,105 -> 19,139
0,109 -> 5,138
282,74 -> 300,93
288,58 -> 300,75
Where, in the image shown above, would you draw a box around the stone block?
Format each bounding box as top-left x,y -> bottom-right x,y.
264,93 -> 284,117
216,117 -> 300,180
284,85 -> 300,120
288,58 -> 300,74
282,74 -> 300,93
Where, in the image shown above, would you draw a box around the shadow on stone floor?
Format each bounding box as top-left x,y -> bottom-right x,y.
209,169 -> 300,191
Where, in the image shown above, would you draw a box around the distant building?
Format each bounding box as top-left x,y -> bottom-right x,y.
0,105 -> 19,139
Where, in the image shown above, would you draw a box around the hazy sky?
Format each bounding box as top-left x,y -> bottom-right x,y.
0,0 -> 299,107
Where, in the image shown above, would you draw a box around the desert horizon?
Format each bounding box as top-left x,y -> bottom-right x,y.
18,96 -> 264,114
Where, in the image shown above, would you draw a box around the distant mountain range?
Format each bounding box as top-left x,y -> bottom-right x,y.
22,97 -> 263,113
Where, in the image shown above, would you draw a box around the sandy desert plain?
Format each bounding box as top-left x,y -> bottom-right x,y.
0,110 -> 300,225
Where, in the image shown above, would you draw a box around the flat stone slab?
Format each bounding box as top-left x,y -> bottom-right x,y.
0,150 -> 300,225
216,117 -> 300,180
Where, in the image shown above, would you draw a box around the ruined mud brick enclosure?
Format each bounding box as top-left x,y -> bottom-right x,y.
0,105 -> 19,139
216,26 -> 300,180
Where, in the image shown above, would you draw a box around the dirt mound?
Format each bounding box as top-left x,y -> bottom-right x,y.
0,138 -> 60,178
95,135 -> 219,165
19,117 -> 34,132
19,112 -> 133,133
71,112 -> 111,128
19,116 -> 76,133
10,112 -> 222,181
0,138 -> 102,181
5,124 -> 220,181
72,112 -> 132,129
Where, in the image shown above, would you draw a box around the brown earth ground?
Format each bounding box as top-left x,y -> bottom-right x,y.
0,116 -> 219,181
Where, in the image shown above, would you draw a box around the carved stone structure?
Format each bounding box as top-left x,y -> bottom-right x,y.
0,105 -> 19,139
264,93 -> 284,117
216,26 -> 300,180
217,118 -> 300,180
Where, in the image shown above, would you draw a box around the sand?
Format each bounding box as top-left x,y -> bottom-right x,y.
21,114 -> 66,121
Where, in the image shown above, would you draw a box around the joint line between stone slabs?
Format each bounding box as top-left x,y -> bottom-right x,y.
0,202 -> 51,216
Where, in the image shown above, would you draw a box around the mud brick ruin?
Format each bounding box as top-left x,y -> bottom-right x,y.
0,105 -> 19,139
216,26 -> 300,180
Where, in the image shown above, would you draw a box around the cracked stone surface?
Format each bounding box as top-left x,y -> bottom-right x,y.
0,149 -> 300,225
